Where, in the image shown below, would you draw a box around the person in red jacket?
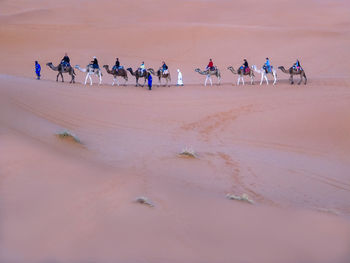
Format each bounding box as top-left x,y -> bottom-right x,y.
206,59 -> 214,71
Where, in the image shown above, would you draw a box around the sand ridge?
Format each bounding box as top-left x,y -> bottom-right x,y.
1,0 -> 350,262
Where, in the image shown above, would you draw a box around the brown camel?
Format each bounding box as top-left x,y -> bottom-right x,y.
148,68 -> 171,87
194,67 -> 221,86
127,68 -> 149,87
103,65 -> 128,86
278,66 -> 307,85
227,66 -> 254,85
46,62 -> 75,83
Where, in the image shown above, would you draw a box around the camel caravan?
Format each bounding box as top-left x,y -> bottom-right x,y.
45,54 -> 307,87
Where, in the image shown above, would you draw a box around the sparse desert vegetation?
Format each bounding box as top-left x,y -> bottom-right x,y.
179,146 -> 197,158
56,130 -> 81,144
226,193 -> 254,204
135,196 -> 154,207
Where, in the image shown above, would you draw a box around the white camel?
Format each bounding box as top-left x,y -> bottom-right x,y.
74,65 -> 103,86
251,65 -> 277,85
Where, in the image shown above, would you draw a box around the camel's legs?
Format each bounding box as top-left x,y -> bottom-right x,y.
143,77 -> 146,87
98,73 -> 102,85
298,74 -> 303,85
290,75 -> 294,85
273,73 -> 277,85
56,73 -> 59,82
113,77 -> 119,86
264,75 -> 269,85
260,74 -> 264,85
89,74 -> 93,86
217,76 -> 221,86
242,76 -> 245,86
303,73 -> 307,85
84,73 -> 89,85
237,76 -> 240,85
124,77 -> 128,86
60,72 -> 64,82
204,75 -> 208,86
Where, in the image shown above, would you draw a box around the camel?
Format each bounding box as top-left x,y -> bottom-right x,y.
46,62 -> 76,83
227,66 -> 255,85
126,68 -> 149,87
148,68 -> 171,87
103,65 -> 128,86
278,66 -> 307,85
74,65 -> 102,86
251,65 -> 277,85
194,67 -> 221,86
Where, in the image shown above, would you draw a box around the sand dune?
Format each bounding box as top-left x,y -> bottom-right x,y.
1,0 -> 350,262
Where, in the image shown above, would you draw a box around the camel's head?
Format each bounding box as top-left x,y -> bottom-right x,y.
227,66 -> 233,70
278,66 -> 284,70
126,68 -> 132,71
251,65 -> 257,70
103,65 -> 108,69
46,62 -> 52,66
194,68 -> 201,72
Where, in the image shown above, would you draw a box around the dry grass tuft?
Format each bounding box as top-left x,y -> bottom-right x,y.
179,147 -> 197,158
135,196 -> 154,207
56,130 -> 81,144
226,193 -> 254,204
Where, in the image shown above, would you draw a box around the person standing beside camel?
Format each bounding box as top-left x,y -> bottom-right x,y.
35,61 -> 41,80
148,72 -> 152,90
177,69 -> 183,86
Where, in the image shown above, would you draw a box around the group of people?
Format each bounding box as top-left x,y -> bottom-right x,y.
35,53 -> 302,83
205,58 -> 302,74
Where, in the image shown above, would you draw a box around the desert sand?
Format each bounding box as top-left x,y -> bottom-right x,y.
1,0 -> 350,263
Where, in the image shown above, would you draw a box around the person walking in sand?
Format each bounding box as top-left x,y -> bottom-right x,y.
148,72 -> 152,90
35,61 -> 41,80
177,69 -> 183,86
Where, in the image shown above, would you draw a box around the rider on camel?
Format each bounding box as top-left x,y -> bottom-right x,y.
161,61 -> 168,74
293,59 -> 301,71
139,61 -> 146,75
113,58 -> 120,72
206,59 -> 214,71
242,59 -> 249,74
91,56 -> 99,69
264,57 -> 271,73
61,53 -> 70,69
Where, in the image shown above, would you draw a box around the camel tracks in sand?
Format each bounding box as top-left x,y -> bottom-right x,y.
181,105 -> 253,141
